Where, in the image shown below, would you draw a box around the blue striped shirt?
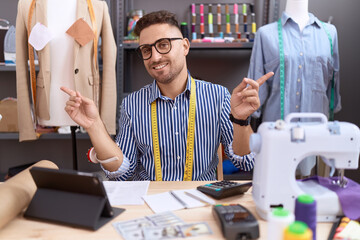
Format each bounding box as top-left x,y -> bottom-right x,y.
102,73 -> 254,181
248,12 -> 341,121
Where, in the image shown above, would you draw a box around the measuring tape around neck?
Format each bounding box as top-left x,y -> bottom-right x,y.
277,18 -> 335,120
151,76 -> 196,181
277,19 -> 285,120
27,0 -> 98,111
320,21 -> 335,121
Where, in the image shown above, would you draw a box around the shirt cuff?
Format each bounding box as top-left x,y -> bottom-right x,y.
100,154 -> 131,179
228,141 -> 256,171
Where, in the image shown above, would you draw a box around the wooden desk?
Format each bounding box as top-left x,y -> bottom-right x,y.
0,181 -> 332,240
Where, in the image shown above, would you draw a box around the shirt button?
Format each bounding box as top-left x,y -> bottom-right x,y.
173,106 -> 177,110
177,156 -> 181,160
300,52 -> 303,56
74,68 -> 79,74
175,132 -> 179,135
296,105 -> 299,109
297,79 -> 301,82
296,92 -> 300,95
299,65 -> 302,69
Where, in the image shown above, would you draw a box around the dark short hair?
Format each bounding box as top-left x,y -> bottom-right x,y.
134,10 -> 181,37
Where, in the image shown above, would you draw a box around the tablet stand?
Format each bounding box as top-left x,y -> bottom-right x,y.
24,186 -> 124,230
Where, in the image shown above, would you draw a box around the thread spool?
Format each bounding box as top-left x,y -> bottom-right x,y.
284,221 -> 312,240
295,194 -> 317,240
268,208 -> 295,240
180,22 -> 189,39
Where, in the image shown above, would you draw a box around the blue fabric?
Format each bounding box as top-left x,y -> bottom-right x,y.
223,159 -> 240,175
248,12 -> 341,121
102,72 -> 254,181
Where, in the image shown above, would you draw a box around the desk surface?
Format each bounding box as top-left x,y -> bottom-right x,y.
0,181 -> 332,240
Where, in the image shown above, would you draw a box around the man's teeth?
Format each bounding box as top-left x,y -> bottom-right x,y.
154,64 -> 167,70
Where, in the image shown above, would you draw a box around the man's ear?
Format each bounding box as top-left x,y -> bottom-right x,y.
183,38 -> 190,56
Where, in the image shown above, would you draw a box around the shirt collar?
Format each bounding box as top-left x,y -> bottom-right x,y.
281,12 -> 321,28
148,72 -> 192,104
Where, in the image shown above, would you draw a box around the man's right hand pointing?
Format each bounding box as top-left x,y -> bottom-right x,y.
60,86 -> 100,130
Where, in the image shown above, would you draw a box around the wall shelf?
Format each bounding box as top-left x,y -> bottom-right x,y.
0,65 -> 16,71
0,132 -> 90,140
0,65 -> 102,72
121,42 -> 253,50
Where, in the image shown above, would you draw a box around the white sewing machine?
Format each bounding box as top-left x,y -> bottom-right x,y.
250,113 -> 360,222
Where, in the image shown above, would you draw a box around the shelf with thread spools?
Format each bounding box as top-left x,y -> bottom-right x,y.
189,2 -> 257,42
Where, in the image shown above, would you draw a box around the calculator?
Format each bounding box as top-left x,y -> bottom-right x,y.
196,180 -> 252,199
213,204 -> 259,240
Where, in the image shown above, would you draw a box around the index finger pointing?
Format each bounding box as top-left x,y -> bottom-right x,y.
257,72 -> 274,86
60,86 -> 76,96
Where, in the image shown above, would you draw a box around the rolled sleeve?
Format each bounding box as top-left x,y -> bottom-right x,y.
100,155 -> 131,180
228,141 -> 255,171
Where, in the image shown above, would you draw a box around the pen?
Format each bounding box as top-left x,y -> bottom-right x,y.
184,191 -> 212,205
170,191 -> 189,209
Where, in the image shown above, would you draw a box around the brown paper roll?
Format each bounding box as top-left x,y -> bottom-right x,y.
0,160 -> 58,229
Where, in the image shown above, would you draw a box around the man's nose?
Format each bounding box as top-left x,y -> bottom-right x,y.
150,46 -> 162,60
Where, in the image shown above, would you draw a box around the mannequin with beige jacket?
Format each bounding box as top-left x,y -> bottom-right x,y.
16,0 -> 117,142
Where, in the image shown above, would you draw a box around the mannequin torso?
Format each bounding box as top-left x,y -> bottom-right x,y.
38,0 -> 77,126
284,0 -> 309,32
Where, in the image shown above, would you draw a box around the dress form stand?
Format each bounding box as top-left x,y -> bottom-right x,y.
285,0 -> 316,177
70,126 -> 79,170
37,0 -> 79,169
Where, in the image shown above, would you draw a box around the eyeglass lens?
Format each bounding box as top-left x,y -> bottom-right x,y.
139,38 -> 172,60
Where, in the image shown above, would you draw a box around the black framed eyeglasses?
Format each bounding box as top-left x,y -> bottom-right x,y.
136,38 -> 183,60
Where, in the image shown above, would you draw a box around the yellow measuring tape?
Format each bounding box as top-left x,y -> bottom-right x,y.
86,0 -> 98,72
27,0 -> 98,112
151,77 -> 197,181
27,0 -> 37,113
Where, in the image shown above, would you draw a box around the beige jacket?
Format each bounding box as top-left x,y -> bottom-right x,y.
16,0 -> 117,141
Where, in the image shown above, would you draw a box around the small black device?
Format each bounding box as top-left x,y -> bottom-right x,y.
24,167 -> 125,230
196,180 -> 252,199
213,204 -> 259,240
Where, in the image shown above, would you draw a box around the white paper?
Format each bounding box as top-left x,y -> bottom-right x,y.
143,192 -> 185,213
103,181 -> 150,206
143,189 -> 210,213
28,22 -> 53,51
